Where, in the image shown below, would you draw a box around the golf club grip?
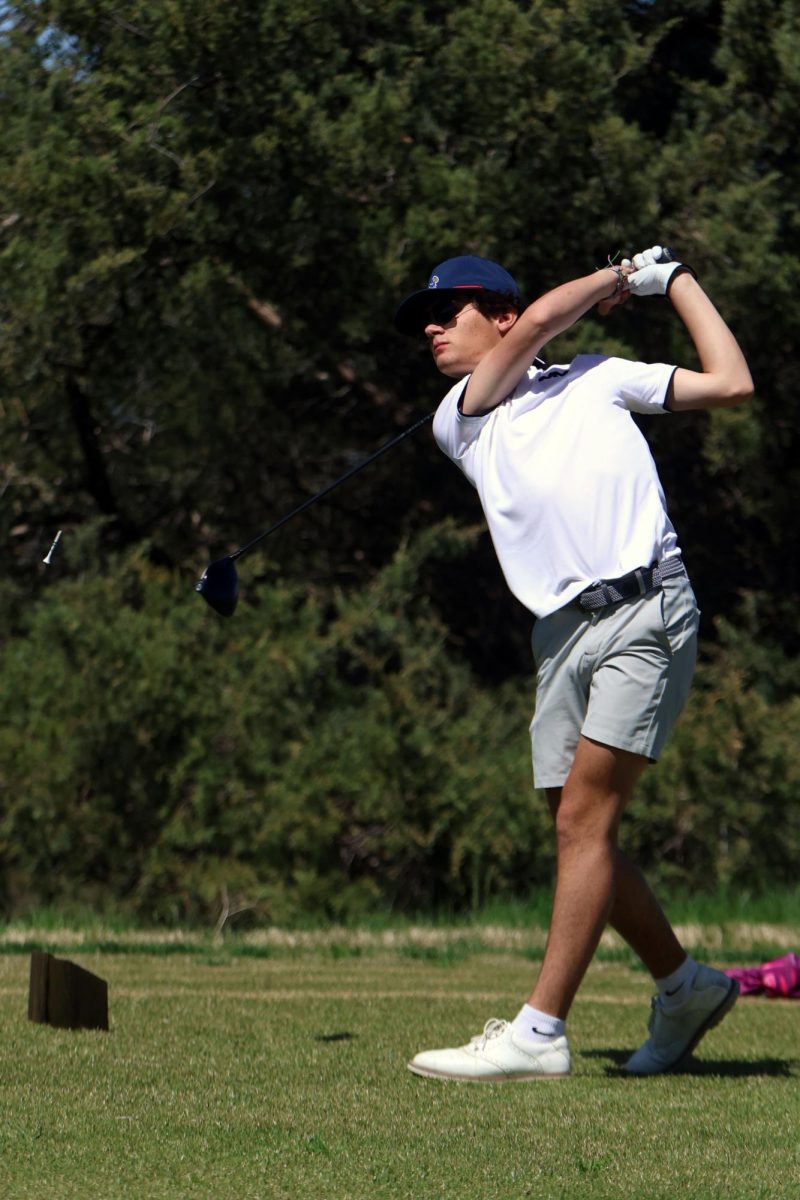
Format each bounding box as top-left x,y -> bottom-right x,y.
232,410 -> 435,561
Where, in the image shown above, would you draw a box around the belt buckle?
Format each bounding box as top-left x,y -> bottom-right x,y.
577,581 -> 604,612
599,582 -> 616,606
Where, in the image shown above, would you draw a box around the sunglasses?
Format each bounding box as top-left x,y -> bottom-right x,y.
423,292 -> 478,327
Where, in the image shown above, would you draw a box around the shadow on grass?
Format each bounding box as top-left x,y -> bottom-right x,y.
580,1048 -> 796,1078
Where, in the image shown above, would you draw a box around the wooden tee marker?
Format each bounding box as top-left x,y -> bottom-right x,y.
28,950 -> 109,1031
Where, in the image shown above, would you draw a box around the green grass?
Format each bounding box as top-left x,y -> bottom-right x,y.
7,885 -> 800,936
471,884 -> 800,928
1,942 -> 798,1199
2,889 -> 799,966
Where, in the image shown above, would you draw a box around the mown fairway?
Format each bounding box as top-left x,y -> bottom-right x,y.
0,942 -> 798,1200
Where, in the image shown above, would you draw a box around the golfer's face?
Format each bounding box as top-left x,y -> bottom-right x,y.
424,296 -> 503,378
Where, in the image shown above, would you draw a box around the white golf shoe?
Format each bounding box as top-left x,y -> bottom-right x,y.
408,1018 -> 571,1082
624,964 -> 739,1075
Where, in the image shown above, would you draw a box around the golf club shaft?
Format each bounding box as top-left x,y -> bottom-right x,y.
231,410 -> 434,562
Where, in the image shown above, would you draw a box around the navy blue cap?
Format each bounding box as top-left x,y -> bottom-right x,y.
394,254 -> 521,335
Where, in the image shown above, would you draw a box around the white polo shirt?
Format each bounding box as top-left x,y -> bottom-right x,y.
432,354 -> 680,618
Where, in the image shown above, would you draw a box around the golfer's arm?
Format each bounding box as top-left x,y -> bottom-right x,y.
666,274 -> 753,411
462,268 -> 620,415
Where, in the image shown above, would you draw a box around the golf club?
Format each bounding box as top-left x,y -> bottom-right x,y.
196,410 -> 434,616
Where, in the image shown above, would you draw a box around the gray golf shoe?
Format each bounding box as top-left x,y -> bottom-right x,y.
625,963 -> 739,1075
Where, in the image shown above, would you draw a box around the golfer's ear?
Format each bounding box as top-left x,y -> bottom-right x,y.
496,308 -> 519,333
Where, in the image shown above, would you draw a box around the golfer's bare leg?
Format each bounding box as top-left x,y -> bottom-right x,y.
529,736 -> 648,1019
543,793 -> 686,982
607,851 -> 686,977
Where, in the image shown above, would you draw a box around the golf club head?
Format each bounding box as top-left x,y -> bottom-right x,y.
195,556 -> 239,617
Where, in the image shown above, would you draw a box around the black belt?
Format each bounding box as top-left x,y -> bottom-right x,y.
577,558 -> 686,612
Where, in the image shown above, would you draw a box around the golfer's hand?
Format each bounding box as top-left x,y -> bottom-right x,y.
625,245 -> 695,297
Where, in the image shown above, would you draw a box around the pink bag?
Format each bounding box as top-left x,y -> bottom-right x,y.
724,952 -> 800,998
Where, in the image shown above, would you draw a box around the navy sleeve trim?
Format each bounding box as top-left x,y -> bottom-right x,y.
455,378 -> 473,414
457,355 -> 546,418
457,377 -> 498,417
663,366 -> 678,412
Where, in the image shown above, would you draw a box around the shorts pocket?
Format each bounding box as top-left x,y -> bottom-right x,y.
657,577 -> 700,657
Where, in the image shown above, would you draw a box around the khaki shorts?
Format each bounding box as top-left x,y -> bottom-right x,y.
530,573 -> 699,789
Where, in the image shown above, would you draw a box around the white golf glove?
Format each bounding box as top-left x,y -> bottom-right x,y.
622,245 -> 696,297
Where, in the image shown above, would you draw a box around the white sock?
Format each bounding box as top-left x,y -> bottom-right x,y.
511,1003 -> 566,1044
656,954 -> 699,1009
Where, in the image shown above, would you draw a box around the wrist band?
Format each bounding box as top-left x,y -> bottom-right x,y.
607,265 -> 625,299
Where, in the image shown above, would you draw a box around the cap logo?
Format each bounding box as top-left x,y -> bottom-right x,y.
428,275 -> 439,289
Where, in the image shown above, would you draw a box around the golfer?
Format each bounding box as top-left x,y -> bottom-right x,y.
394,245 -> 753,1080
